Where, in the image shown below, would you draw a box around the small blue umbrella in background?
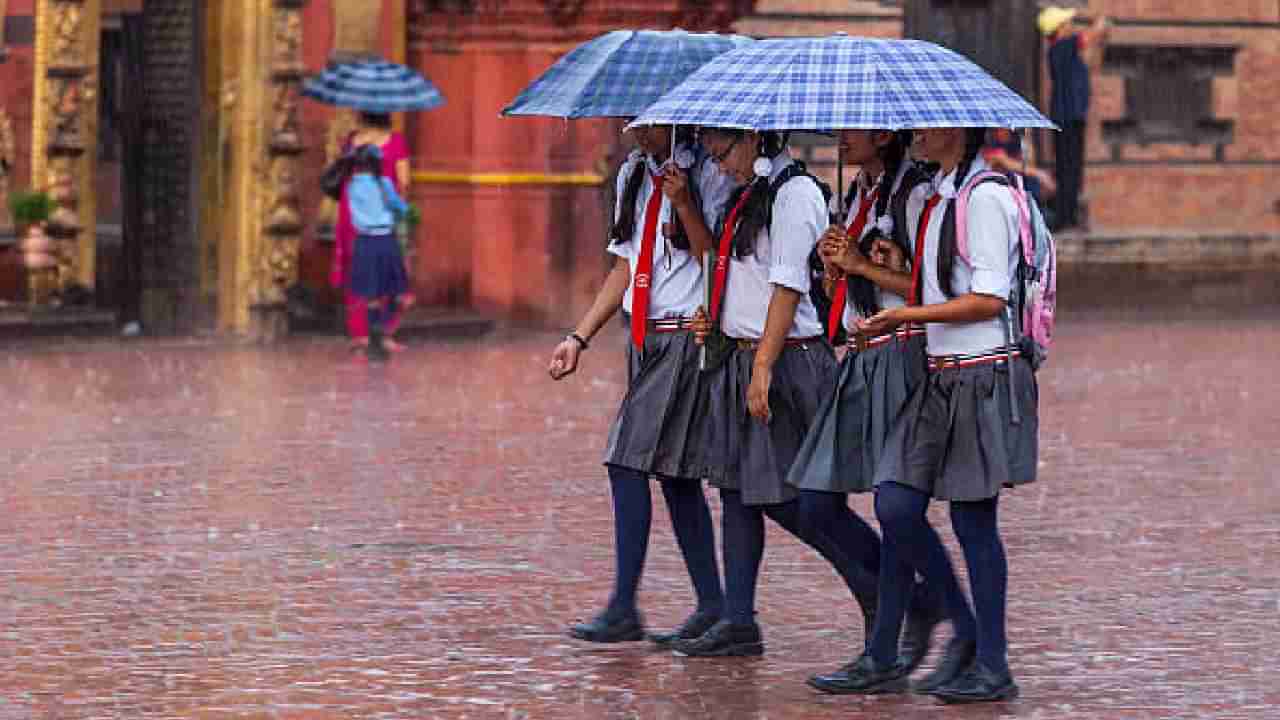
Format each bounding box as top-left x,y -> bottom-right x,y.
502,29 -> 754,119
303,57 -> 445,113
629,35 -> 1056,132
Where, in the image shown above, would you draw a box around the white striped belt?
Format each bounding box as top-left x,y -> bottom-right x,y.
649,317 -> 696,333
928,346 -> 1021,372
847,325 -> 926,353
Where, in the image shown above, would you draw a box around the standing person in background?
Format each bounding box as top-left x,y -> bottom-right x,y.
347,144 -> 411,362
1039,6 -> 1109,232
331,112 -> 414,351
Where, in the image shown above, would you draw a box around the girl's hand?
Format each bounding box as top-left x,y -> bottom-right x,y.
856,307 -> 904,338
661,165 -> 692,211
870,238 -> 907,272
690,306 -> 711,346
747,365 -> 773,423
549,338 -> 582,380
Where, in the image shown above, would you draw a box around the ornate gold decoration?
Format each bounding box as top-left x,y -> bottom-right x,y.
31,0 -> 100,301
272,8 -> 305,76
269,82 -> 302,152
50,3 -> 84,69
47,77 -> 86,151
265,157 -> 302,234
252,0 -> 311,326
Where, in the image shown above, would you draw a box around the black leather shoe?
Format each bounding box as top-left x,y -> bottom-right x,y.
807,652 -> 910,695
899,583 -> 945,673
649,610 -> 720,648
367,330 -> 390,363
911,637 -> 976,693
670,619 -> 763,657
568,611 -> 645,643
929,662 -> 1020,704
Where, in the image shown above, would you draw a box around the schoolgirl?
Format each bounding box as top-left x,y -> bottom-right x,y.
785,129 -> 947,692
836,127 -> 1038,703
346,144 -> 411,362
548,124 -> 734,646
674,129 -> 882,658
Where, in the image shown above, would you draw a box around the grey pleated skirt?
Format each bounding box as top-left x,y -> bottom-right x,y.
874,354 -> 1039,502
602,329 -> 711,480
703,340 -> 838,506
787,333 -> 927,494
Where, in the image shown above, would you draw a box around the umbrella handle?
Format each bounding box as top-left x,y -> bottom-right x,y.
835,144 -> 845,224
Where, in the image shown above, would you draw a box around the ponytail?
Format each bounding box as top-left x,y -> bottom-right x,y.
849,130 -> 913,318
608,158 -> 647,248
727,131 -> 788,258
936,127 -> 987,298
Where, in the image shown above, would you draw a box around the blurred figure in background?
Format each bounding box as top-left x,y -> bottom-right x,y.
1039,6 -> 1109,232
983,128 -> 1057,227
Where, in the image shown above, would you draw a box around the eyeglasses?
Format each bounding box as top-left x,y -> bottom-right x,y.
706,135 -> 740,165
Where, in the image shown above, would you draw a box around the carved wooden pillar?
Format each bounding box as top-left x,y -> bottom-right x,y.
31,0 -> 101,299
246,0 -> 308,340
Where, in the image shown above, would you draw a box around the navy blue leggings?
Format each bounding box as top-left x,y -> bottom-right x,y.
869,482 -> 1008,674
604,465 -> 723,619
721,489 -> 881,626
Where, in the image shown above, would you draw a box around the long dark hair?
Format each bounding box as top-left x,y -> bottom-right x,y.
849,130 -> 913,317
609,125 -> 697,250
936,127 -> 988,298
720,130 -> 789,258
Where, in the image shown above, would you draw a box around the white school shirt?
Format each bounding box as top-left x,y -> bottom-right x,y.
609,148 -> 737,319
911,156 -> 1021,356
840,162 -> 916,333
719,152 -> 826,340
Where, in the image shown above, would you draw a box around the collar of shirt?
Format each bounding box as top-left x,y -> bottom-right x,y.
933,155 -> 991,199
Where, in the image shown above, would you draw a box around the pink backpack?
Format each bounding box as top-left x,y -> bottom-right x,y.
951,171 -> 1057,369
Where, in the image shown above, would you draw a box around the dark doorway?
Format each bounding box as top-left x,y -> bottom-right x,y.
99,1 -> 205,335
902,0 -> 1043,107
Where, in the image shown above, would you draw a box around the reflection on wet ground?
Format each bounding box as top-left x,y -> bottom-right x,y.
0,268 -> 1277,718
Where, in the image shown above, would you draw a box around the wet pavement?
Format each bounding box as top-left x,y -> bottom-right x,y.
2,283 -> 1278,719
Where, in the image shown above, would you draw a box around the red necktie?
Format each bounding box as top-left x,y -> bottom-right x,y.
910,194 -> 944,306
710,189 -> 754,322
827,188 -> 877,341
631,174 -> 665,350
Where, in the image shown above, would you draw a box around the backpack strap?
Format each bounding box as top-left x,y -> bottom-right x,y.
954,170 -> 1035,266
890,164 -> 931,258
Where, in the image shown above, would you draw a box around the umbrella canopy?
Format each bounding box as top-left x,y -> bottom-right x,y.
630,35 -> 1056,131
303,58 -> 445,113
502,29 -> 754,119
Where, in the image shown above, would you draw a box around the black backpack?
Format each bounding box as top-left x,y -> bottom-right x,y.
765,162 -> 840,342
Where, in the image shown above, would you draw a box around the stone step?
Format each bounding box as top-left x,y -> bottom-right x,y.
0,306 -> 119,340
1056,231 -> 1280,267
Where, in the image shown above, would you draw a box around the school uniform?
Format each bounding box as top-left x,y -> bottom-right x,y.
571,145 -> 733,644
857,156 -> 1037,700
788,163 -> 930,495
704,152 -> 834,506
602,147 -> 735,480
348,172 -> 409,301
674,151 -> 894,658
875,156 -> 1039,500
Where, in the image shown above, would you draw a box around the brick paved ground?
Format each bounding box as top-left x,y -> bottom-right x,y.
1,284 -> 1278,719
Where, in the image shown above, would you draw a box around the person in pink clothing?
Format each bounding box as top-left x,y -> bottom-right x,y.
331,112 -> 414,351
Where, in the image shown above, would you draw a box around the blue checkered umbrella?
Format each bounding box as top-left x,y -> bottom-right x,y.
303,58 -> 444,113
502,29 -> 754,119
630,35 -> 1056,131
